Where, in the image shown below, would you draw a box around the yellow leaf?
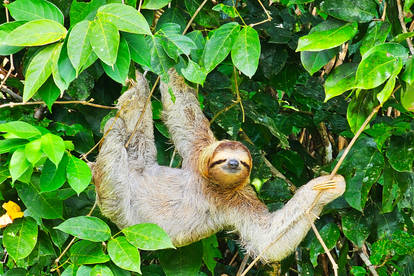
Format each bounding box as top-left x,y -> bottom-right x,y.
2,200 -> 24,220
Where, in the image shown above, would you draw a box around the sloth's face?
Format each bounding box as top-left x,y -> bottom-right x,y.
207,141 -> 252,188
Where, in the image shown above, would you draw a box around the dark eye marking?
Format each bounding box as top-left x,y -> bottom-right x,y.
209,159 -> 226,168
240,161 -> 250,170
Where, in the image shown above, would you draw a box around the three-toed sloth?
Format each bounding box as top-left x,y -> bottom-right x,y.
93,70 -> 345,262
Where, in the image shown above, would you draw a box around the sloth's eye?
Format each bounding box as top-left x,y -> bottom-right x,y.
240,161 -> 250,170
209,159 -> 226,168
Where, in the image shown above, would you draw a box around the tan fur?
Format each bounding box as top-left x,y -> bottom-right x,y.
93,69 -> 346,261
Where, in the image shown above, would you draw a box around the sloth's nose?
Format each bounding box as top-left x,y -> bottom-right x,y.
228,159 -> 239,169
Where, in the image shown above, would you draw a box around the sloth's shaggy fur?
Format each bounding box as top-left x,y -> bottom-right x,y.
93,70 -> 346,262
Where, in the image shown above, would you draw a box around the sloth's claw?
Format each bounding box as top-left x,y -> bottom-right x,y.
312,180 -> 337,190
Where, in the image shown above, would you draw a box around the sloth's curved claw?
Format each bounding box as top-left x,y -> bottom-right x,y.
312,180 -> 337,190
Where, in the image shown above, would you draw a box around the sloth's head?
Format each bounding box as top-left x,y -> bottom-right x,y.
199,140 -> 252,188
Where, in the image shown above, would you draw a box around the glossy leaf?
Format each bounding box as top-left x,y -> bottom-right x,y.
0,139 -> 27,154
360,21 -> 391,56
91,264 -> 114,276
6,19 -> 66,46
70,240 -> 110,265
231,26 -> 260,78
148,35 -> 174,79
377,76 -> 396,105
181,59 -> 207,85
203,22 -> 240,72
89,19 -> 119,66
161,32 -> 197,61
401,83 -> 414,112
108,237 -> 141,273
122,223 -> 174,250
309,223 -> 340,266
9,148 -> 32,182
202,235 -> 221,274
23,42 -> 62,102
97,3 -> 151,35
212,4 -> 238,17
66,155 -> 92,194
0,21 -> 25,55
159,242 -> 203,276
347,91 -> 377,134
324,63 -> 357,101
69,0 -> 106,27
0,121 -> 41,139
24,139 -> 43,165
123,33 -> 151,67
187,30 -> 205,63
53,40 -> 76,92
38,77 -> 61,111
386,133 -> 414,172
301,48 -> 337,76
320,0 -> 377,23
3,217 -> 38,260
41,133 -> 65,167
68,20 -> 93,75
55,216 -> 111,242
76,266 -> 92,276
102,36 -> 131,84
7,0 -> 64,24
142,0 -> 171,9
40,155 -> 68,192
342,210 -> 370,247
402,57 -> 414,85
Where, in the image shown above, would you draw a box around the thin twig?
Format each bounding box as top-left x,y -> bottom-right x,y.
210,102 -> 239,124
0,100 -> 116,109
0,4 -> 15,93
229,251 -> 239,266
233,66 -> 245,122
236,255 -> 249,276
358,245 -> 379,276
1,86 -> 22,101
183,0 -> 209,34
250,0 -> 272,27
138,0 -> 143,11
397,0 -> 414,55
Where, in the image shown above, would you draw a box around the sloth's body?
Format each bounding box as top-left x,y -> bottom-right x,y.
94,70 -> 345,262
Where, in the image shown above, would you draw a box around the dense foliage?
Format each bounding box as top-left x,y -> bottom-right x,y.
0,0 -> 413,275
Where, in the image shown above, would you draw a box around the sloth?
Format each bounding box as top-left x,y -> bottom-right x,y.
93,69 -> 345,262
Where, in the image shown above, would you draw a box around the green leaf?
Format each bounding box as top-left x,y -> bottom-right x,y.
309,223 -> 340,266
401,83 -> 414,112
350,266 -> 367,276
24,139 -> 43,165
342,210 -> 370,247
148,35 -> 174,79
66,155 -> 92,194
324,63 -> 357,101
161,31 -> 197,61
7,0 -> 64,24
212,4 -> 238,17
102,36 -> 131,84
402,57 -> 414,85
181,59 -> 207,85
38,77 -> 61,112
231,26 -> 260,78
203,22 -> 241,72
347,90 -> 377,134
187,30 -> 205,64
296,22 -> 358,52
9,148 -> 32,183
123,33 -> 151,67
0,121 -> 41,139
55,216 -> 111,242
159,242 -> 203,276
69,0 -> 106,27
142,0 -> 172,9
23,42 -> 63,102
97,3 -> 151,35
91,264 -> 114,276
108,237 -> 141,273
89,19 -> 119,66
360,21 -> 391,56
6,19 -> 66,46
122,223 -> 174,250
70,240 -> 110,265
201,235 -> 221,274
386,133 -> 414,172
0,138 -> 27,154
76,265 -> 92,276
391,31 -> 414,43
301,48 -> 338,76
40,155 -> 68,192
41,133 -> 65,167
3,217 -> 38,261
356,43 -> 407,89
53,40 -> 77,92
68,20 -> 93,75
381,164 -> 409,213
0,21 -> 25,55
15,180 -> 63,219
320,0 -> 377,23
377,76 -> 396,105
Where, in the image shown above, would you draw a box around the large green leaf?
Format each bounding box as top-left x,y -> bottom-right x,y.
159,242 -> 203,276
231,26 -> 260,78
66,155 -> 92,194
70,240 -> 110,265
201,235 -> 221,274
296,22 -> 358,52
68,20 -> 93,75
386,133 -> 414,172
401,83 -> 414,112
320,0 -> 377,23
382,164 -> 411,213
108,237 -> 141,273
24,138 -> 43,165
89,19 -> 119,66
0,121 -> 41,139
102,36 -> 131,84
309,223 -> 340,266
55,216 -> 111,242
203,22 -> 240,72
402,57 -> 414,85
90,264 -> 114,276
69,0 -> 106,27
0,21 -> 25,55
161,31 -> 197,61
122,223 -> 174,250
9,148 -> 32,182
341,210 -> 371,247
40,155 -> 68,192
356,43 -> 406,89
7,0 -> 64,24
142,0 -> 172,9
301,48 -> 338,76
76,266 -> 92,276
324,63 -> 357,101
148,35 -> 174,79
41,133 -> 65,167
53,40 -> 77,92
181,59 -> 207,85
97,3 -> 151,35
347,90 -> 377,134
123,33 -> 151,67
3,217 -> 38,261
23,42 -> 63,102
377,76 -> 396,105
15,180 -> 63,219
38,77 -> 61,111
0,138 -> 27,154
360,21 -> 391,56
6,19 -> 66,46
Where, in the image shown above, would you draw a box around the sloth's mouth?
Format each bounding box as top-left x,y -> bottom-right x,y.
223,167 -> 241,173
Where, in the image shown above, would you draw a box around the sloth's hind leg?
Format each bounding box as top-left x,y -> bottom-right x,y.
118,71 -> 156,168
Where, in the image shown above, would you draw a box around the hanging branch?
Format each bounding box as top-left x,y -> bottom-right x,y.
0,100 -> 116,109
